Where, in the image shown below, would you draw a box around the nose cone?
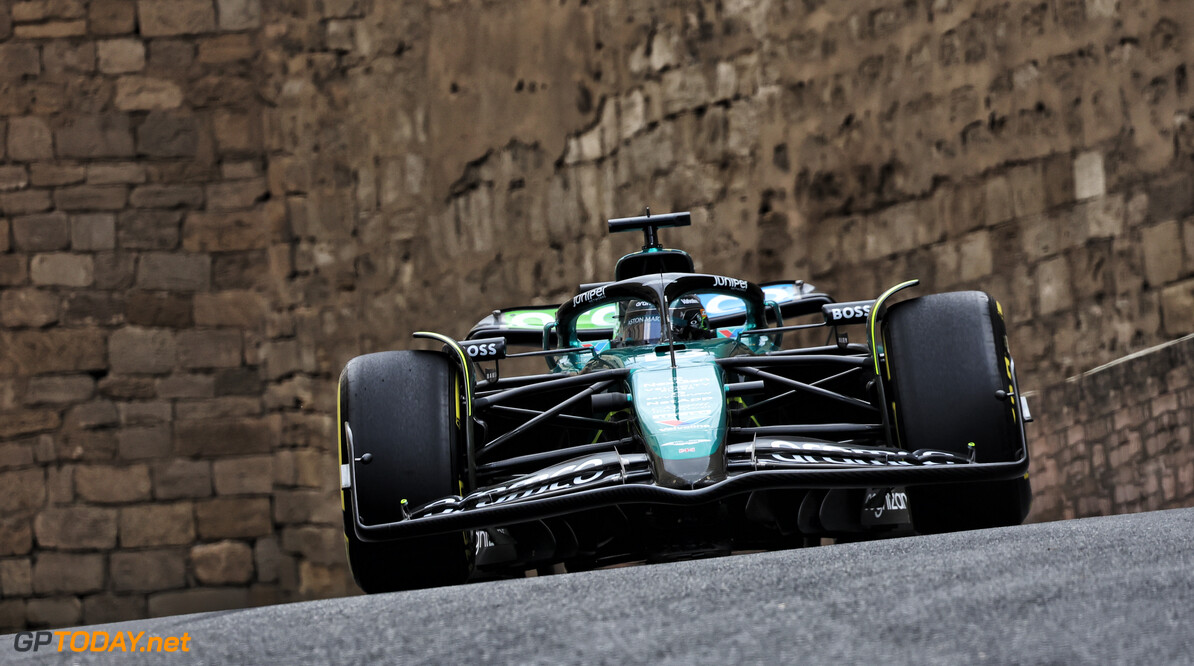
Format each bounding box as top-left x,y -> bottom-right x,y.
628,361 -> 728,489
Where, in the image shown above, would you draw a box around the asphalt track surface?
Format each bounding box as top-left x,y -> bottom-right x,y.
7,507 -> 1194,664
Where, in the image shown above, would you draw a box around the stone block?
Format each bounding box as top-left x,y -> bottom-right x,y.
55,114 -> 135,158
117,210 -> 182,249
126,291 -> 192,327
0,43 -> 41,78
139,0 -> 217,36
1037,255 -> 1072,315
115,76 -> 184,111
119,502 -> 194,547
117,400 -> 170,424
7,117 -> 53,161
12,1 -> 86,21
0,516 -> 32,555
71,213 -> 117,250
91,0 -> 136,35
42,40 -> 95,74
111,549 -> 187,591
206,178 -> 267,210
30,253 -> 93,286
87,162 -> 146,185
25,597 -> 81,628
281,525 -> 341,565
222,160 -> 260,180
215,367 -> 261,396
1142,220 -> 1182,286
29,163 -> 85,187
109,326 -> 176,374
198,34 -> 254,64
0,442 -> 34,469
0,468 -> 45,514
0,288 -> 59,327
213,455 -> 273,495
174,415 -> 278,456
76,464 -> 151,503
60,291 -> 120,327
0,164 -> 28,191
33,552 -> 104,594
98,38 -> 146,74
82,593 -> 145,625
137,112 -> 199,157
274,489 -> 339,525
0,329 -> 106,376
192,540 -> 253,583
176,329 -> 243,369
63,399 -> 119,430
94,251 -> 135,289
0,410 -> 60,439
1074,151 -> 1106,201
147,587 -> 249,618
25,375 -> 94,405
148,39 -> 195,71
176,397 -> 259,421
156,373 -> 215,399
12,212 -> 70,251
195,497 -> 272,539
254,536 -> 280,582
54,185 -> 128,211
116,424 -> 170,463
129,184 -> 204,209
135,252 -> 210,291
213,108 -> 260,154
194,290 -> 268,328
217,0 -> 261,30
1160,279 -> 1194,336
0,558 -> 32,596
212,251 -> 269,290
0,190 -> 52,215
153,458 -> 212,499
183,209 -> 270,251
33,506 -> 118,549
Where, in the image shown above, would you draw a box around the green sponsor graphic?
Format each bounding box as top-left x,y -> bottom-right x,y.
503,305 -> 621,331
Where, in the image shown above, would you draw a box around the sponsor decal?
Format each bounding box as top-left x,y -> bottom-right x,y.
869,490 -> 908,518
712,276 -> 748,291
411,454 -> 623,517
572,285 -> 607,307
823,300 -> 874,324
461,337 -> 506,359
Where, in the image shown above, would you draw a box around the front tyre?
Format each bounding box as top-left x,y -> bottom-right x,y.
338,350 -> 473,592
884,291 -> 1032,534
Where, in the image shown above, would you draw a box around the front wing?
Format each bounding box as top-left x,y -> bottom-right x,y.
343,435 -> 1029,541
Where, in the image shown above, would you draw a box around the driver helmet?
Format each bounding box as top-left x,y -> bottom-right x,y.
669,294 -> 714,342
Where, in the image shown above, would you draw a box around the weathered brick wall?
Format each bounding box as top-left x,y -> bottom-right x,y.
2,0 -> 1193,632
0,0 -> 346,632
1028,334 -> 1194,521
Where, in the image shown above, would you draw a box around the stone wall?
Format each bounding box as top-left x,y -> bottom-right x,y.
2,0 -> 1193,632
1028,334 -> 1194,520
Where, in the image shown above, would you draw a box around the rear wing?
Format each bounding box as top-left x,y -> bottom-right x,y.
466,281 -> 833,346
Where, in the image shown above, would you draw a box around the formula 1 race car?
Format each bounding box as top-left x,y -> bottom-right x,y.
337,212 -> 1033,592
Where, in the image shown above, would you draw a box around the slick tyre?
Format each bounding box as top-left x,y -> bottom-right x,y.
884,291 -> 1032,534
339,350 -> 473,593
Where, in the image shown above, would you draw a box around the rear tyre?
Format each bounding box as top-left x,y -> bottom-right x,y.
884,291 -> 1031,534
339,350 -> 473,592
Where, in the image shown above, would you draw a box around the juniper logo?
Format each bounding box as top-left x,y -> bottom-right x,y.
13,630 -> 192,653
